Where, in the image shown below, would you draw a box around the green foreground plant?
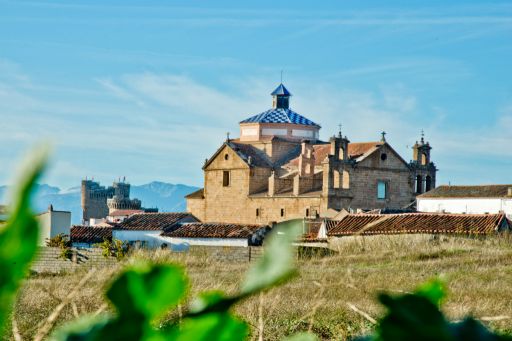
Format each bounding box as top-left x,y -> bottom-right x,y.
46,233 -> 73,260
95,238 -> 128,261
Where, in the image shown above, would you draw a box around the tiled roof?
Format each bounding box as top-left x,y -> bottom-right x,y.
240,108 -> 320,127
70,226 -> 112,244
271,83 -> 292,96
162,222 -> 268,239
418,185 -> 512,199
286,141 -> 383,167
229,142 -> 273,168
348,142 -> 383,159
327,213 -> 509,236
108,209 -> 144,217
115,212 -> 195,231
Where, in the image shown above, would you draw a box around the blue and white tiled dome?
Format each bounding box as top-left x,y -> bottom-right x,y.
240,108 -> 320,127
240,83 -> 320,127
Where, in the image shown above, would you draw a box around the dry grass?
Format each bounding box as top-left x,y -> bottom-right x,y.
12,235 -> 512,340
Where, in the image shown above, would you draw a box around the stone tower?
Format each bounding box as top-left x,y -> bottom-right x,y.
410,132 -> 437,194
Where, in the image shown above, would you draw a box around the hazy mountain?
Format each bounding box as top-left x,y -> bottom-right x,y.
0,182 -> 199,225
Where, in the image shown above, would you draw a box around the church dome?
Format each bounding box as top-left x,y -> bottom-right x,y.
239,84 -> 321,142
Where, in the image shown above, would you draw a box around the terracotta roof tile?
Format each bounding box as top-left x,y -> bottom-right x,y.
328,213 -> 509,236
162,222 -> 269,238
108,209 -> 144,217
116,212 -> 196,231
286,141 -> 383,167
71,226 -> 112,244
418,185 -> 512,198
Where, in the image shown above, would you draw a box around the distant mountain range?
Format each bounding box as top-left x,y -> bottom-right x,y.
0,182 -> 199,225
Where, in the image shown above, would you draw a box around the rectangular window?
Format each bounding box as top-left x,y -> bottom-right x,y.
305,208 -> 310,217
280,208 -> 285,217
256,208 -> 260,217
222,171 -> 230,187
377,181 -> 387,199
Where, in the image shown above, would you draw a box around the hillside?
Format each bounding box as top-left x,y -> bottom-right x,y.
0,182 -> 199,224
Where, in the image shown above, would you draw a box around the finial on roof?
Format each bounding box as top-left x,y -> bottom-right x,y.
338,123 -> 342,138
381,131 -> 387,142
226,132 -> 231,142
420,129 -> 425,143
280,69 -> 283,83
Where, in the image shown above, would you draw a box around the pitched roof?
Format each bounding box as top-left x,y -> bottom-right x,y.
185,188 -> 204,199
271,83 -> 292,96
348,142 -> 383,159
70,226 -> 112,244
285,141 -> 384,167
115,212 -> 196,231
240,108 -> 320,127
161,222 -> 268,239
229,141 -> 273,167
203,141 -> 273,170
327,213 -> 509,236
418,185 -> 512,199
108,209 -> 144,217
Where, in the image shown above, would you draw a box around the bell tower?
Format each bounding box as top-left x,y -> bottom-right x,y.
410,131 -> 436,194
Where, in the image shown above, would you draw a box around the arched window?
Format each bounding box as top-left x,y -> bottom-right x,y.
333,170 -> 340,189
416,175 -> 422,194
425,176 -> 432,192
421,153 -> 428,165
342,170 -> 350,189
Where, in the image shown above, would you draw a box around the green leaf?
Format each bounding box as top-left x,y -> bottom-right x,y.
0,148 -> 47,335
168,312 -> 248,341
50,314 -> 110,341
449,318 -> 512,341
282,332 -> 319,341
241,219 -> 303,294
414,278 -> 446,307
107,262 -> 187,320
376,293 -> 452,341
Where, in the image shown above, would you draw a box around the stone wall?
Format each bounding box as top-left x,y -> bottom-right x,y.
31,246 -> 266,273
188,245 -> 264,262
32,247 -> 118,273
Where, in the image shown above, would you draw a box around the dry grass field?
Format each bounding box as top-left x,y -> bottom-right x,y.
11,235 -> 512,340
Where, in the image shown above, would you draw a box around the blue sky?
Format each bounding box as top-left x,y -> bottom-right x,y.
0,0 -> 511,189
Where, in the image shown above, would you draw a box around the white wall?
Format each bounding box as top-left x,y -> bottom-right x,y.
112,230 -> 248,250
112,230 -> 163,248
37,210 -> 72,246
417,198 -> 512,218
160,237 -> 248,251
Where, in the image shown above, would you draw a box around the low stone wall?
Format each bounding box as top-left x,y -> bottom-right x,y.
31,246 -> 266,273
188,245 -> 264,262
32,247 -> 118,273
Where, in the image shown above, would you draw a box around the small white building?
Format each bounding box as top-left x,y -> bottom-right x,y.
36,205 -> 72,245
417,185 -> 512,219
112,212 -> 199,248
160,222 -> 270,251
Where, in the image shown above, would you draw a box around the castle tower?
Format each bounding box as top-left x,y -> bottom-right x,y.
410,131 -> 437,194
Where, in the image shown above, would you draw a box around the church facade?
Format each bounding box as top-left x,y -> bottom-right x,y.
186,84 -> 437,225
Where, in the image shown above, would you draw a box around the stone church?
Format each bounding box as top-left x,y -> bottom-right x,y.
186,84 -> 437,225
